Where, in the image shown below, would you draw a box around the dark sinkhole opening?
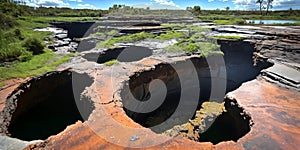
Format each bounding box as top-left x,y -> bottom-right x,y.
198,98 -> 252,144
121,47 -> 272,144
6,71 -> 95,141
83,46 -> 152,63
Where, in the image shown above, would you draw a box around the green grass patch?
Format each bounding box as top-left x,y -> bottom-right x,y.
0,28 -> 48,62
91,29 -> 119,37
165,41 -> 199,53
106,30 -> 119,36
213,18 -> 245,25
165,39 -> 222,57
0,16 -> 62,62
97,32 -> 155,48
186,25 -> 211,32
213,35 -> 242,40
199,14 -> 235,21
103,59 -> 119,66
0,82 -> 4,87
0,50 -> 71,81
155,31 -> 188,40
161,23 -> 185,29
0,42 -> 25,62
198,42 -> 222,57
241,15 -> 300,21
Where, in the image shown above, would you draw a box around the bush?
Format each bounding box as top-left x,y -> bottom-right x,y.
0,12 -> 18,30
14,28 -> 24,40
19,50 -> 33,62
0,43 -> 24,62
23,37 -> 45,55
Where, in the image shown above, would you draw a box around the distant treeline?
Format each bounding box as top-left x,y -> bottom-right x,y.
2,1 -> 300,18
0,1 -> 108,17
108,4 -> 300,19
198,9 -> 300,16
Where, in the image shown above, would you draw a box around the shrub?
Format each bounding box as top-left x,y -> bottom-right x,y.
14,28 -> 24,40
19,50 -> 33,62
0,43 -> 24,62
0,12 -> 18,30
23,37 -> 45,55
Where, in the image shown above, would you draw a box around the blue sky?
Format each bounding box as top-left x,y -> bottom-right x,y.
25,0 -> 300,10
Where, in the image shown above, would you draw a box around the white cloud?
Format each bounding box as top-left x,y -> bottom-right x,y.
233,0 -> 260,10
132,2 -> 182,9
233,0 -> 300,10
272,0 -> 300,9
152,0 -> 179,7
25,0 -> 69,7
210,0 -> 229,3
77,3 -> 96,9
69,0 -> 82,2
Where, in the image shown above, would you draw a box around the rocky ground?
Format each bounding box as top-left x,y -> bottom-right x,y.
0,16 -> 299,149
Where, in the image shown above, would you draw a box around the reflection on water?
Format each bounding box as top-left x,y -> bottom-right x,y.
246,20 -> 297,24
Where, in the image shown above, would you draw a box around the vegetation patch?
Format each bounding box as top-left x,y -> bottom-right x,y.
165,39 -> 222,57
0,12 -> 18,30
186,25 -> 211,33
155,31 -> 188,40
161,23 -> 185,29
213,19 -> 245,25
96,32 -> 155,48
0,14 -> 54,63
103,59 -> 119,66
23,37 -> 45,55
90,29 -> 119,38
0,50 -> 71,82
198,42 -> 223,57
199,14 -> 235,21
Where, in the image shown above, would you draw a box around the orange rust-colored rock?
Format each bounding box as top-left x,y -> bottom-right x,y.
0,78 -> 26,112
225,78 -> 300,150
24,77 -> 300,149
19,53 -> 298,149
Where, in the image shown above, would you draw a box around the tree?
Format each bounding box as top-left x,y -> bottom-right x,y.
225,6 -> 230,11
191,6 -> 201,15
289,7 -> 293,15
266,0 -> 273,15
256,0 -> 264,15
186,7 -> 192,11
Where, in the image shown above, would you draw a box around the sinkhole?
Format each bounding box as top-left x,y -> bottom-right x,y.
1,70 -> 95,141
198,98 -> 252,144
83,46 -> 152,63
121,42 -> 272,144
